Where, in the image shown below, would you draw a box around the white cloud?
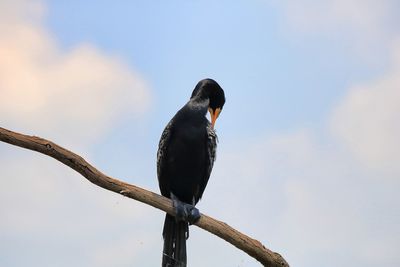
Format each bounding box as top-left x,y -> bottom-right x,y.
271,0 -> 399,61
201,41 -> 400,263
274,0 -> 391,35
177,36 -> 400,266
330,43 -> 400,175
0,0 -> 151,147
0,1 -> 156,266
202,125 -> 399,267
0,151 -> 162,266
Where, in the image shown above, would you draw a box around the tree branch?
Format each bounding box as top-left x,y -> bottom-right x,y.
0,127 -> 289,267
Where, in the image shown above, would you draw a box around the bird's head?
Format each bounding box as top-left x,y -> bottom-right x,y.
191,78 -> 225,128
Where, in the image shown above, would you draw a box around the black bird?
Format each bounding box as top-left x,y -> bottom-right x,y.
157,79 -> 225,267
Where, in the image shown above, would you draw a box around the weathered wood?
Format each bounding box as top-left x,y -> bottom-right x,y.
0,126 -> 289,267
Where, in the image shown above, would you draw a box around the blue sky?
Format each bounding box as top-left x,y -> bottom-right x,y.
1,1 -> 399,267
46,0 -> 361,129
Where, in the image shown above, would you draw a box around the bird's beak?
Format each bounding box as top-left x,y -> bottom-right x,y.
209,107 -> 221,128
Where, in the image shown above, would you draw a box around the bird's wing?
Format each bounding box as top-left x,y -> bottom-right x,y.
206,125 -> 218,176
196,124 -> 218,202
157,119 -> 174,197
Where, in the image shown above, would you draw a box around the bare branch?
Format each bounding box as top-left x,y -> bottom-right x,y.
0,127 -> 289,267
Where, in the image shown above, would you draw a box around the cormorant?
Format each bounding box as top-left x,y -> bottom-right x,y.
157,78 -> 225,267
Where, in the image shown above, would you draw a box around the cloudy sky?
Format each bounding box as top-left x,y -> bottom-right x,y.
1,1 -> 399,266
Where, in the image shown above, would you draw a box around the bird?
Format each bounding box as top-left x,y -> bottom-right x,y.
157,78 -> 225,267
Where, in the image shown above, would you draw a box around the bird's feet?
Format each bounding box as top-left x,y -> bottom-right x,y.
171,197 -> 201,224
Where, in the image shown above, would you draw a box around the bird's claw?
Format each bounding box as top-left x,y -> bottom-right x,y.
186,204 -> 200,224
173,199 -> 201,224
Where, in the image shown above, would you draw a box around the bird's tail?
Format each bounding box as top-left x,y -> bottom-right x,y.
162,214 -> 188,267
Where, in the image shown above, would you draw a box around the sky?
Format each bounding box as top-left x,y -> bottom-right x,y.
0,0 -> 399,266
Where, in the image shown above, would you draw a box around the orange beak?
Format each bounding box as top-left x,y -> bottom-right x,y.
209,107 -> 221,128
